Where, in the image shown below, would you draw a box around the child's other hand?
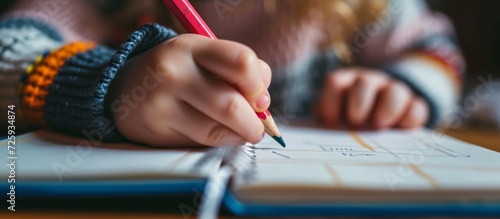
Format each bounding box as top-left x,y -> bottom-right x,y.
107,34 -> 271,147
315,68 -> 429,129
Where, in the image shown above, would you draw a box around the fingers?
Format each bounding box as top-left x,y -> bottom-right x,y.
347,71 -> 389,127
112,34 -> 270,147
115,76 -> 261,147
187,34 -> 272,112
167,101 -> 247,146
397,97 -> 429,129
112,94 -> 200,147
317,69 -> 358,126
177,69 -> 265,144
125,99 -> 247,147
317,68 -> 430,130
372,81 -> 413,129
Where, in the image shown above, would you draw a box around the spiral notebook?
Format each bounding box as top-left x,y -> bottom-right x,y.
224,127 -> 500,216
1,126 -> 500,216
0,130 -> 221,196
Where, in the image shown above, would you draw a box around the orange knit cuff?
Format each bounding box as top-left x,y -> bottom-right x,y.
19,41 -> 96,126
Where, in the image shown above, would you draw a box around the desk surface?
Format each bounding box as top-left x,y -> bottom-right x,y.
443,128 -> 500,152
2,128 -> 499,219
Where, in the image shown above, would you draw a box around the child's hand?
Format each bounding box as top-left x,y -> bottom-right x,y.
315,68 -> 429,129
106,34 -> 271,147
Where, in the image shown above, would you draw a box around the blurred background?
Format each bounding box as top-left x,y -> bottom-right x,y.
427,0 -> 500,129
1,0 -> 499,129
428,0 -> 500,88
2,0 -> 498,89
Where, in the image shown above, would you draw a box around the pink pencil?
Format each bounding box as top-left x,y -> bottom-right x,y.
162,0 -> 285,147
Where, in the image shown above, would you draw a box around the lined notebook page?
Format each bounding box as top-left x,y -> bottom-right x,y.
0,131 -> 220,181
231,126 -> 500,203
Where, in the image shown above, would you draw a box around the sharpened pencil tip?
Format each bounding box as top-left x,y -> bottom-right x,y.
272,136 -> 286,147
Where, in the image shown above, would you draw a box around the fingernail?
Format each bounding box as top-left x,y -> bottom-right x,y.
256,92 -> 269,110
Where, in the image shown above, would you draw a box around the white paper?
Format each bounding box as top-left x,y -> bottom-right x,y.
232,126 -> 500,203
0,131 -> 220,181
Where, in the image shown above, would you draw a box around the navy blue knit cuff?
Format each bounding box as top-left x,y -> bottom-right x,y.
383,67 -> 440,128
44,24 -> 177,141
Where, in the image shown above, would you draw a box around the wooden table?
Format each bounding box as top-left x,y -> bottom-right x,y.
2,128 -> 499,219
443,128 -> 500,152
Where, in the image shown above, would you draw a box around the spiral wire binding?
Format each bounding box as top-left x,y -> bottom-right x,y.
197,144 -> 257,219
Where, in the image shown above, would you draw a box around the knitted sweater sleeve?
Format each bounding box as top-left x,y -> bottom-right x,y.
0,18 -> 63,129
17,22 -> 177,141
1,0 -> 106,128
353,0 -> 465,127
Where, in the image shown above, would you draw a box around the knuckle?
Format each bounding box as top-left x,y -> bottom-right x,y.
386,81 -> 411,99
157,58 -> 177,74
157,58 -> 185,86
151,43 -> 191,87
234,47 -> 258,73
221,95 -> 244,120
356,74 -> 372,86
326,73 -> 341,87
